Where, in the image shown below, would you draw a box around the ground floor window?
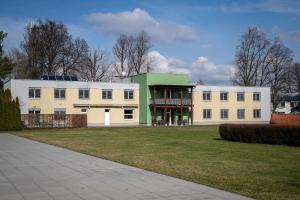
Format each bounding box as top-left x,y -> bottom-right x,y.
237,109 -> 245,119
203,109 -> 211,119
28,108 -> 40,114
253,109 -> 261,118
124,109 -> 134,119
54,108 -> 66,120
220,109 -> 228,119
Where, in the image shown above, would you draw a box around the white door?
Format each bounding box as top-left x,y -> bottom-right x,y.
104,109 -> 110,126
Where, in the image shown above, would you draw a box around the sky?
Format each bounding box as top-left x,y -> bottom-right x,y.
0,0 -> 299,85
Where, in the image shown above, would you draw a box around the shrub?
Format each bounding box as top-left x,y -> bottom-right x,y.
0,89 -> 21,131
219,124 -> 300,146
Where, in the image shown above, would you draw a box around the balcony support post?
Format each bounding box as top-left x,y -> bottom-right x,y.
153,87 -> 157,123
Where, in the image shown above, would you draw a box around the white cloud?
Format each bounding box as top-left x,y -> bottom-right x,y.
85,8 -> 198,43
148,51 -> 234,85
190,57 -> 235,85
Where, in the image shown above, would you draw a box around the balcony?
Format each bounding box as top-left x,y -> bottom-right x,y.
149,98 -> 192,106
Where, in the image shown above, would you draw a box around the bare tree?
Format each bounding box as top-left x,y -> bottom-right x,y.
21,19 -> 88,78
133,31 -> 152,74
290,62 -> 300,92
113,35 -> 128,77
60,38 -> 89,75
268,39 -> 293,111
80,49 -> 110,81
233,27 -> 271,86
113,31 -> 152,78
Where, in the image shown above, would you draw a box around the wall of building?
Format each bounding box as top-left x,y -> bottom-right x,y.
193,86 -> 271,124
6,80 -> 139,126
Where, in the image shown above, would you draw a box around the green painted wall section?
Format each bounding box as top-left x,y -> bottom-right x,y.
131,73 -> 190,124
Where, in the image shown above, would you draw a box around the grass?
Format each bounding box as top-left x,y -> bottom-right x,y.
12,126 -> 300,200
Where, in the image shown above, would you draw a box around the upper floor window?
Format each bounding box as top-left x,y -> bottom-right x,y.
237,109 -> 245,119
220,92 -> 228,101
220,109 -> 228,119
203,91 -> 211,101
253,109 -> 261,118
253,92 -> 260,101
124,90 -> 134,100
29,88 -> 41,99
203,109 -> 212,119
79,89 -> 89,99
54,88 -> 65,99
102,89 -> 112,99
237,92 -> 244,101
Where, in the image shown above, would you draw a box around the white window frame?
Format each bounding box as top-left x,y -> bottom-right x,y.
102,89 -> 112,100
124,109 -> 134,120
237,92 -> 244,101
54,88 -> 66,99
124,90 -> 134,100
203,91 -> 211,101
220,92 -> 228,101
220,109 -> 229,119
237,109 -> 245,119
253,109 -> 261,119
253,92 -> 260,101
203,109 -> 212,119
79,89 -> 89,99
29,88 -> 41,99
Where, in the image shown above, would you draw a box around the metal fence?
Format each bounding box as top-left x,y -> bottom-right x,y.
21,114 -> 87,128
149,98 -> 192,105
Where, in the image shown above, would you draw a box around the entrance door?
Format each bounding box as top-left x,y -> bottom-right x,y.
104,109 -> 110,126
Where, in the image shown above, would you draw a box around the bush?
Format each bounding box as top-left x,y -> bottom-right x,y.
0,89 -> 21,131
219,124 -> 300,146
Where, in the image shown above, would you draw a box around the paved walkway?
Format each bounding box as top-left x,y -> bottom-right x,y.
0,134 -> 253,200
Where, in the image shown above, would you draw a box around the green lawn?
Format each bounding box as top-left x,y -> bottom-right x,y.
12,126 -> 300,200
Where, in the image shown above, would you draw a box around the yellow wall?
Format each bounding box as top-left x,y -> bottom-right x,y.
28,88 -> 139,125
193,91 -> 262,122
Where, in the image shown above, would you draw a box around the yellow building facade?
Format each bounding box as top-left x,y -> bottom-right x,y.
5,73 -> 271,126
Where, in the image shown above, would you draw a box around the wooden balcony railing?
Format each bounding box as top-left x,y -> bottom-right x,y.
149,98 -> 192,105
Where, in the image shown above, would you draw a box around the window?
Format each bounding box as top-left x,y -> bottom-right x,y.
102,90 -> 112,99
124,90 -> 134,100
29,88 -> 40,98
203,91 -> 211,101
253,92 -> 260,101
237,109 -> 245,119
54,108 -> 66,115
54,108 -> 66,120
79,89 -> 89,99
54,88 -> 65,99
203,109 -> 212,119
124,109 -> 133,119
253,109 -> 261,118
280,102 -> 285,107
220,92 -> 228,101
81,108 -> 87,113
28,108 -> 40,115
237,92 -> 244,101
220,109 -> 228,119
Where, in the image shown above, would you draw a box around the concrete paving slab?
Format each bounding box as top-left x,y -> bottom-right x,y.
0,134 -> 253,200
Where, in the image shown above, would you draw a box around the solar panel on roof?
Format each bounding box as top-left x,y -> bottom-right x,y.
63,76 -> 71,81
56,76 -> 63,80
41,75 -> 48,80
41,75 -> 78,81
49,76 -> 56,80
71,76 -> 78,81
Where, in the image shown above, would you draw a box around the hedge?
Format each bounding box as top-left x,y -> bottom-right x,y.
0,89 -> 21,131
219,124 -> 300,146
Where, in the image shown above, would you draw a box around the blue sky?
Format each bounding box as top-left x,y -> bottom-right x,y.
0,0 -> 299,84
